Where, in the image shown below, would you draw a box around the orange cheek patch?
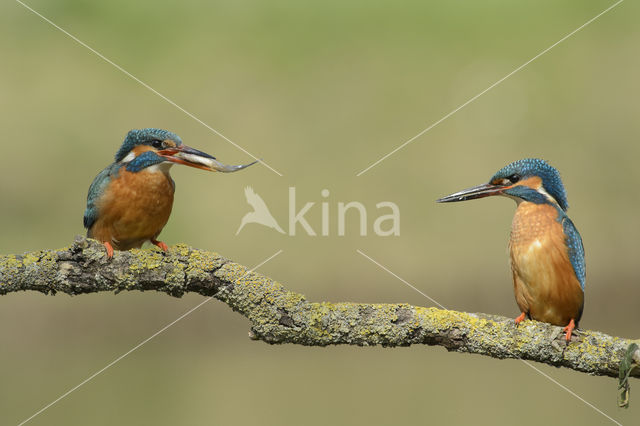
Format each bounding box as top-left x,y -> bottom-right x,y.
518,176 -> 542,190
131,145 -> 155,155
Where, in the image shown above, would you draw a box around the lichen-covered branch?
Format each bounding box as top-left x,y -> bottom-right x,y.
1,236 -> 637,379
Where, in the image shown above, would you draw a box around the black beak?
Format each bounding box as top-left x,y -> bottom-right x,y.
436,183 -> 506,203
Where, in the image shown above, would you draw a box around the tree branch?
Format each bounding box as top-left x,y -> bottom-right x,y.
1,236 -> 637,379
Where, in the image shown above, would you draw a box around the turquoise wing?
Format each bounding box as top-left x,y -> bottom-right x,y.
562,216 -> 586,290
83,163 -> 120,231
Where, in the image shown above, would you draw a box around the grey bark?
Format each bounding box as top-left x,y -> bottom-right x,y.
0,236 -> 637,380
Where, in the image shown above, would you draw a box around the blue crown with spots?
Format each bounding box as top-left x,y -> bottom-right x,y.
490,158 -> 569,211
114,128 -> 183,162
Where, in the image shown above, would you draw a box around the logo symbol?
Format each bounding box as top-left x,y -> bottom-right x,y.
236,186 -> 285,235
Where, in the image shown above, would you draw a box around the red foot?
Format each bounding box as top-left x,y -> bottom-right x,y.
514,312 -> 526,325
103,241 -> 114,259
151,239 -> 169,252
563,319 -> 576,342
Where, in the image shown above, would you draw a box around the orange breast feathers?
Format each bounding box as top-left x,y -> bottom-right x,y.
89,166 -> 175,250
509,202 -> 584,326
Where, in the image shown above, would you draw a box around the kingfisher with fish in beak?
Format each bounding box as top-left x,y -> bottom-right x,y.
83,128 -> 256,258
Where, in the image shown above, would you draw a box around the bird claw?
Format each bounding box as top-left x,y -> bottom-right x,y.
151,239 -> 169,252
562,319 -> 576,342
103,241 -> 114,259
514,312 -> 526,325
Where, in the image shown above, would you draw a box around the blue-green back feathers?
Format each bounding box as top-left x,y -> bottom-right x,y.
562,215 -> 586,291
83,163 -> 119,230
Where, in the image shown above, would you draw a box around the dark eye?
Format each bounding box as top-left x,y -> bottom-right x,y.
508,174 -> 521,183
151,140 -> 164,149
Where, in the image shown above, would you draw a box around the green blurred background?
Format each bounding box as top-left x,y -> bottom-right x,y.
1,0 -> 638,424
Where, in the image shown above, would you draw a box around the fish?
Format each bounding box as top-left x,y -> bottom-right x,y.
177,152 -> 258,173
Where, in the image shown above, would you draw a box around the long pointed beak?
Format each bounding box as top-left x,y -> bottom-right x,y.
157,145 -> 258,173
436,182 -> 506,203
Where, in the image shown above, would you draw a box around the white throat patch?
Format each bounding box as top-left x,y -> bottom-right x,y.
120,151 -> 136,163
536,185 -> 557,205
146,162 -> 174,173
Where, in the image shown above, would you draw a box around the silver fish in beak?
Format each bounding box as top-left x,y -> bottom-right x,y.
177,152 -> 258,173
158,145 -> 258,172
